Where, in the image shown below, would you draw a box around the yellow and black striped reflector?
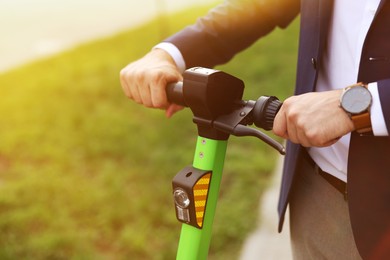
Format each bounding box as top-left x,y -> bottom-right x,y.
193,173 -> 211,228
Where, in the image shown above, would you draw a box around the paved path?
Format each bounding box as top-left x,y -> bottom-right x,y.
240,155 -> 293,260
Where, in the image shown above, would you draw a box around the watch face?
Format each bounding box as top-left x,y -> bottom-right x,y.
341,86 -> 372,114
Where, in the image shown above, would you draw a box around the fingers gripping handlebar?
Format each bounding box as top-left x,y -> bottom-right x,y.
166,67 -> 285,155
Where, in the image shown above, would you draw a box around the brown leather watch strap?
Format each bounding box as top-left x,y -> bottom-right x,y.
351,112 -> 372,134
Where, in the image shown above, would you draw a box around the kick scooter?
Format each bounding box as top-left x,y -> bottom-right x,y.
166,67 -> 285,260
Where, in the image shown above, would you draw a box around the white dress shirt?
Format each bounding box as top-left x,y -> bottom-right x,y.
155,0 -> 389,182
308,0 -> 388,182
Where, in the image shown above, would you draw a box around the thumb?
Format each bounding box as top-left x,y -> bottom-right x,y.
165,104 -> 184,118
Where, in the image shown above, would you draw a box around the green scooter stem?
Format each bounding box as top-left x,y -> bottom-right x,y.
176,136 -> 227,260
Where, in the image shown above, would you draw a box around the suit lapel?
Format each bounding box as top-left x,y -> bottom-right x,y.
304,0 -> 334,92
318,0 -> 334,54
377,0 -> 388,12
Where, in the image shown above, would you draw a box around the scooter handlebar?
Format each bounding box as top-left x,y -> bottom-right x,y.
166,81 -> 284,154
166,82 -> 282,131
167,82 -> 187,107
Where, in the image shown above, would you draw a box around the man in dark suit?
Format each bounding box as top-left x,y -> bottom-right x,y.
120,0 -> 390,259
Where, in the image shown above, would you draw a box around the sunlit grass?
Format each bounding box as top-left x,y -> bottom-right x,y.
0,4 -> 298,259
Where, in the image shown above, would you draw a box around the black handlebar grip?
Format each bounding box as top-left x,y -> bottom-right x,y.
253,96 -> 282,131
166,82 -> 187,107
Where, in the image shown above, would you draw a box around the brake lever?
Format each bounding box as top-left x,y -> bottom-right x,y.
212,99 -> 285,155
231,125 -> 285,155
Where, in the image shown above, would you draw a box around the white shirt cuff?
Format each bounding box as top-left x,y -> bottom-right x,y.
153,42 -> 186,73
368,82 -> 389,136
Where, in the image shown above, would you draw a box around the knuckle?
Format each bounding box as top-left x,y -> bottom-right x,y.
306,128 -> 327,146
153,70 -> 167,84
132,70 -> 144,83
295,117 -> 306,130
305,129 -> 319,142
272,126 -> 283,137
286,108 -> 299,122
119,68 -> 127,79
120,66 -> 135,81
282,96 -> 295,107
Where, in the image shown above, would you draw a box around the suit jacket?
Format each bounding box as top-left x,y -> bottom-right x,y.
166,0 -> 390,259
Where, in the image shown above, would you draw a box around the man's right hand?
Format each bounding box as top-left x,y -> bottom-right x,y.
119,48 -> 184,117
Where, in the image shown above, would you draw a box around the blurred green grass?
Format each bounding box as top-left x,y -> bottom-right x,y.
0,4 -> 298,260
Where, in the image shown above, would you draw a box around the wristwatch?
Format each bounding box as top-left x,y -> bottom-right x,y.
340,82 -> 372,134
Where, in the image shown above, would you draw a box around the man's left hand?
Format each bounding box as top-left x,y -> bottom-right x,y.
273,90 -> 355,147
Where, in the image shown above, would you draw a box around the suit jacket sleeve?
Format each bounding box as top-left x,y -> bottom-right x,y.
164,0 -> 300,69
